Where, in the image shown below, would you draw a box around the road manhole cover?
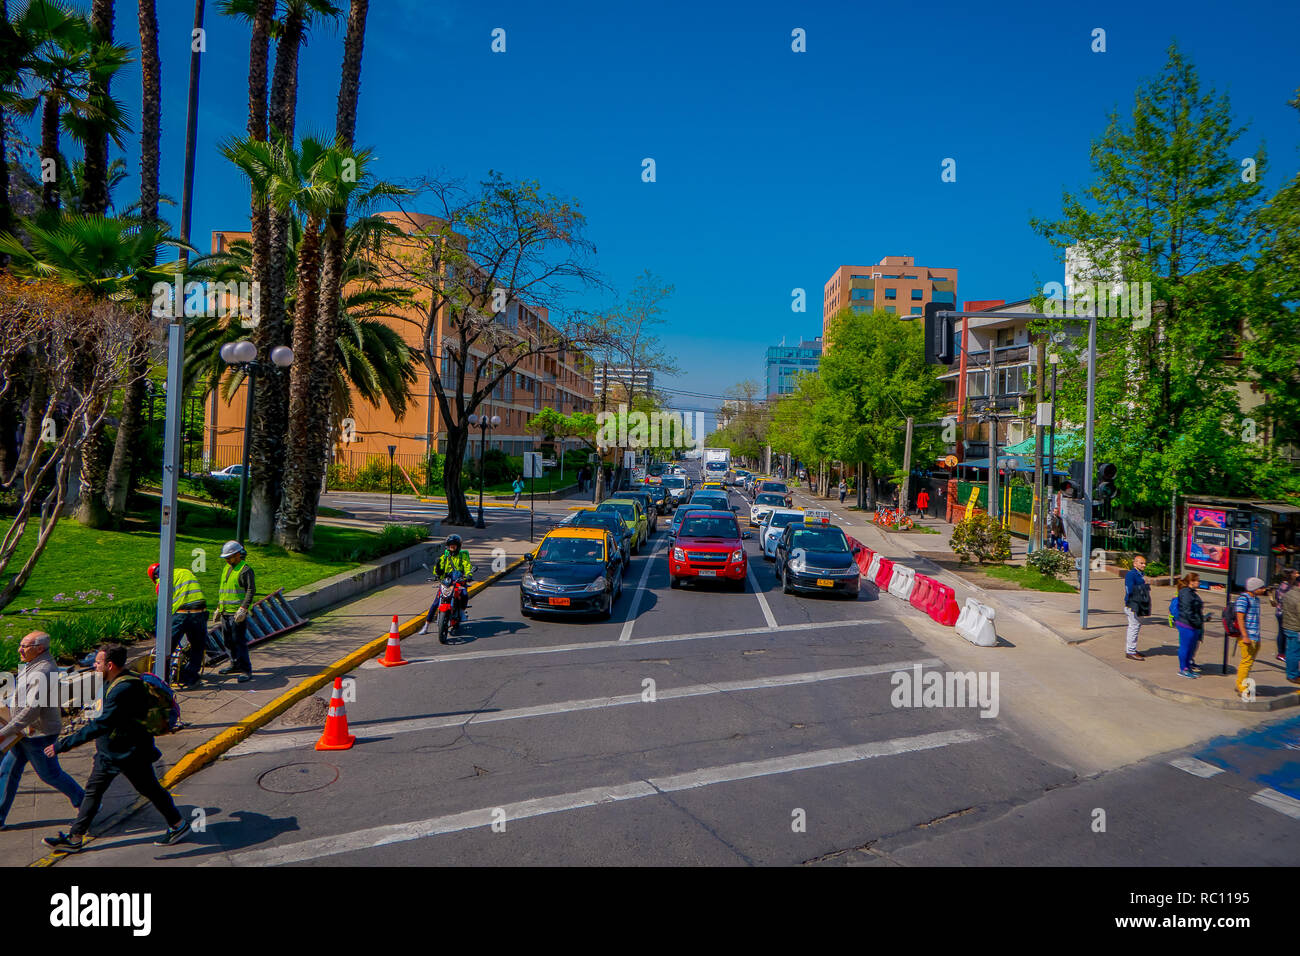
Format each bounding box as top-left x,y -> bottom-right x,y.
258,762 -> 340,794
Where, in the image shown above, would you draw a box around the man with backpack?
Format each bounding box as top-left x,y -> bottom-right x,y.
1234,577 -> 1267,698
1123,555 -> 1151,661
42,644 -> 190,853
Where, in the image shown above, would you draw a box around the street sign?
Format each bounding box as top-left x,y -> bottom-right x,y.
1230,529 -> 1253,551
1192,526 -> 1230,549
523,452 -> 543,478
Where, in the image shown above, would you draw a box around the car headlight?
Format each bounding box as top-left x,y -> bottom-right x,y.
585,576 -> 607,592
673,547 -> 686,562
730,549 -> 743,562
522,572 -> 537,589
789,552 -> 807,572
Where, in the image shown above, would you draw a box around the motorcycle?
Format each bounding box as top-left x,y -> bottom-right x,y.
426,567 -> 470,644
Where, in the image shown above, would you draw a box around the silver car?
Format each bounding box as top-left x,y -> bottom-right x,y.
760,508 -> 805,559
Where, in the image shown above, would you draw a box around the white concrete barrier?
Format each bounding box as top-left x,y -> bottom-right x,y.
866,553 -> 883,582
954,598 -> 998,646
888,565 -> 916,600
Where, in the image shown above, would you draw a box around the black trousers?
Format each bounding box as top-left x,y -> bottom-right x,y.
220,613 -> 252,674
169,611 -> 207,683
71,754 -> 181,837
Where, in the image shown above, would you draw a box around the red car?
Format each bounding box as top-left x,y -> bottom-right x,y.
669,509 -> 748,590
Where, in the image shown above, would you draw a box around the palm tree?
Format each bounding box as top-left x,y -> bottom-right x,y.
0,214 -> 190,525
76,0 -> 113,214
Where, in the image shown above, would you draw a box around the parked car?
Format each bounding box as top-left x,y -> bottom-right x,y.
209,464 -> 247,480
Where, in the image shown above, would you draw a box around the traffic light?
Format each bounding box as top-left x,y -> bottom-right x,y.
1062,461 -> 1086,498
1095,463 -> 1118,502
924,301 -> 953,365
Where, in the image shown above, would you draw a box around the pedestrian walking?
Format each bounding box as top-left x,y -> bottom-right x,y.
42,644 -> 191,853
1280,574 -> 1300,687
1234,577 -> 1267,697
215,540 -> 255,682
147,561 -> 207,687
838,479 -> 847,504
0,632 -> 85,831
1123,555 -> 1151,661
512,475 -> 525,508
1173,573 -> 1205,679
1272,570 -> 1296,662
917,488 -> 930,517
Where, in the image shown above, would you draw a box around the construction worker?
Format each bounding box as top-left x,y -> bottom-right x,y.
215,541 -> 256,682
147,561 -> 207,687
422,534 -> 474,632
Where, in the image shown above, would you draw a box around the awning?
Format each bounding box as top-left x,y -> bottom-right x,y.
1255,503 -> 1300,515
1002,430 -> 1082,457
956,457 -> 1068,476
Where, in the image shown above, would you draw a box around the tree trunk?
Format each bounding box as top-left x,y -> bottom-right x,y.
0,0 -> 12,265
103,354 -> 146,517
334,0 -> 368,144
40,96 -> 60,213
442,425 -> 473,525
136,0 -> 160,223
15,368 -> 47,487
74,408 -> 112,528
80,0 -> 115,214
274,218 -> 322,550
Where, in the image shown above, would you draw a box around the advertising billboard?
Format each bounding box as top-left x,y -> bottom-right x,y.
1185,506 -> 1230,571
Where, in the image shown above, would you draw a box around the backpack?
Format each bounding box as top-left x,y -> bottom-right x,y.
1168,594 -> 1180,627
1222,602 -> 1241,638
136,673 -> 182,735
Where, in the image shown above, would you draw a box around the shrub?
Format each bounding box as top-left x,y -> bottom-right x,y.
0,599 -> 156,671
950,512 -> 1011,565
333,523 -> 430,563
1027,547 -> 1075,578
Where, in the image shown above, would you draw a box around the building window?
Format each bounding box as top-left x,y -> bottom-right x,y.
910,289 -> 923,300
885,305 -> 896,314
884,288 -> 897,300
910,306 -> 922,315
851,288 -> 873,301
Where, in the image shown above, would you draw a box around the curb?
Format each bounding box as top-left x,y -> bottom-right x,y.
29,555 -> 526,868
1132,675 -> 1300,712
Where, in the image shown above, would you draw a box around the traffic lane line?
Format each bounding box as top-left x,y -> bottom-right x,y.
620,535 -> 667,641
393,617 -> 890,665
214,728 -> 988,866
228,658 -> 946,757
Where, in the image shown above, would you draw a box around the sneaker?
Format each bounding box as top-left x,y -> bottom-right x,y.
1277,655 -> 1286,663
218,665 -> 239,675
419,622 -> 429,635
236,672 -> 252,683
1125,653 -> 1146,661
1189,664 -> 1202,672
1179,669 -> 1199,679
43,831 -> 83,853
154,820 -> 192,846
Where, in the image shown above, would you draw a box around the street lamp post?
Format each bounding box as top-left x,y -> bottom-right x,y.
387,444 -> 396,516
220,340 -> 294,544
468,413 -> 500,529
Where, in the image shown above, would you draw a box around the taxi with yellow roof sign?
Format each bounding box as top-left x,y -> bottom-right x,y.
521,526 -> 625,619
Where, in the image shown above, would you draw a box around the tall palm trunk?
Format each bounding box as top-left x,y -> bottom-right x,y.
40,95 -> 59,212
275,216 -> 322,550
80,0 -> 114,214
249,7 -> 304,544
104,0 -> 153,519
303,0 -> 369,547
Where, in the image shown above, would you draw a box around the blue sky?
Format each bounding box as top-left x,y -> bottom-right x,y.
17,0 -> 1300,428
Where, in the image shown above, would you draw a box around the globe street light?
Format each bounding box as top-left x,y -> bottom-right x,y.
467,412 -> 501,529
221,340 -> 294,543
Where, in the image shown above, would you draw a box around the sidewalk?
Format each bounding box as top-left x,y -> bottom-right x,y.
788,487 -> 1300,713
1,504 -> 570,867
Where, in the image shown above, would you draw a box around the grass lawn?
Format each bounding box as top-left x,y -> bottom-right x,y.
975,564 -> 1078,593
0,497 -> 429,669
445,473 -> 576,497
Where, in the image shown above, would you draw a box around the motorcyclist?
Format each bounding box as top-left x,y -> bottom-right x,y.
421,534 -> 474,634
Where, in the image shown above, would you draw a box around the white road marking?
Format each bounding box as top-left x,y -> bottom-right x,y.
230,658 -> 945,756
1250,787 -> 1300,820
217,728 -> 987,866
620,536 -> 666,641
747,560 -> 779,629
1168,756 -> 1225,778
390,617 -> 887,665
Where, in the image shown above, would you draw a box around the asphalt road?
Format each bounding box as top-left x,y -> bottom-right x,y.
54,474 -> 1300,866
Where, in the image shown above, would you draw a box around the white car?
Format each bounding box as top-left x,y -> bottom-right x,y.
750,491 -> 791,526
760,508 -> 805,559
209,464 -> 247,480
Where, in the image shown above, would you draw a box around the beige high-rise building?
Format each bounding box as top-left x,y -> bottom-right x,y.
822,256 -> 958,345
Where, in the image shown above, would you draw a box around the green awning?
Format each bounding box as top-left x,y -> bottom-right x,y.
1002,430 -> 1081,459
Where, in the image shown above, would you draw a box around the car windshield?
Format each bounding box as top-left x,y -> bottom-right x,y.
574,514 -> 622,535
599,503 -> 636,522
673,506 -> 708,524
761,482 -> 788,493
790,528 -> 849,552
756,494 -> 786,506
662,477 -> 685,488
680,516 -> 739,538
769,512 -> 802,528
537,537 -> 605,562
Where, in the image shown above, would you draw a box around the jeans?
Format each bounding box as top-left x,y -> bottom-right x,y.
0,735 -> 84,824
1278,617 -> 1287,658
220,613 -> 252,674
1236,638 -> 1259,697
71,753 -> 180,838
1124,607 -> 1141,654
1175,624 -> 1202,672
1284,629 -> 1299,681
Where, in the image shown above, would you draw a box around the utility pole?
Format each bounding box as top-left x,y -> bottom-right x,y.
1080,312 -> 1098,628
987,339 -> 998,521
1032,336 -> 1046,551
900,416 -> 914,515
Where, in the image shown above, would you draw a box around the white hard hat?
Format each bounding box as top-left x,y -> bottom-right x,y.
221,540 -> 246,559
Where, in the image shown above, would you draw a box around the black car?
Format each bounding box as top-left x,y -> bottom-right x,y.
773,523 -> 860,597
567,510 -> 632,570
520,529 -> 625,619
633,483 -> 670,514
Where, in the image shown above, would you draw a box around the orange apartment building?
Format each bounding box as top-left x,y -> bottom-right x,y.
203,212 -> 597,478
821,256 -> 958,345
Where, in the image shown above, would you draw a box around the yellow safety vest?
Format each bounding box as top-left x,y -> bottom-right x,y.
218,560 -> 251,614
169,568 -> 206,614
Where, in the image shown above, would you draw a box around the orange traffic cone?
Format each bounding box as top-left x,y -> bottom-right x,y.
377,614 -> 408,667
315,677 -> 356,751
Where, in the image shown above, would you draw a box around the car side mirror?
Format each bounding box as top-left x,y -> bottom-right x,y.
742,530 -> 752,539
525,552 -> 535,564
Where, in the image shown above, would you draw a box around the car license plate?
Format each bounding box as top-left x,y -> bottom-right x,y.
548,597 -> 571,606
698,570 -> 716,577
816,579 -> 834,587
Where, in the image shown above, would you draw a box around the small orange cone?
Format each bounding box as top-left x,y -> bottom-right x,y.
315,677 -> 356,751
377,614 -> 408,667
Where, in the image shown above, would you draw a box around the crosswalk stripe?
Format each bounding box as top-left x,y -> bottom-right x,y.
215,728 -> 988,866
1168,757 -> 1225,778
383,617 -> 888,665
1250,787 -> 1300,820
229,657 -> 945,757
